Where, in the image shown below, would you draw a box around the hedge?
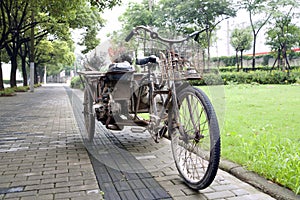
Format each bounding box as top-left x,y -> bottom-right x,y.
0,88 -> 16,96
190,71 -> 300,86
218,65 -> 300,73
70,71 -> 300,88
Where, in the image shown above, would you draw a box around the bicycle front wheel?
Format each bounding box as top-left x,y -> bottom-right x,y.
169,86 -> 220,190
83,88 -> 95,141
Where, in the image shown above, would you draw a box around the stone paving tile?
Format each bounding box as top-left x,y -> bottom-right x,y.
0,85 -> 102,200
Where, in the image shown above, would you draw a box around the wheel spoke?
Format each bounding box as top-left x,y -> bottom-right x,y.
170,87 -> 220,189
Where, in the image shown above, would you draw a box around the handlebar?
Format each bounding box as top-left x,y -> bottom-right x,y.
125,30 -> 135,42
125,25 -> 207,45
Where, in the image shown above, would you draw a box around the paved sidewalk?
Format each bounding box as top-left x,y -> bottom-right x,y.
0,85 -> 102,199
0,84 -> 294,200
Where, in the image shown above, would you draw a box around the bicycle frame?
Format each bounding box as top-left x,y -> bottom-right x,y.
79,26 -> 221,190
126,26 -> 206,141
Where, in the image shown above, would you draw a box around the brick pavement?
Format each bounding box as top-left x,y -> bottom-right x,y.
69,86 -> 278,200
0,84 -> 284,200
0,85 -> 103,199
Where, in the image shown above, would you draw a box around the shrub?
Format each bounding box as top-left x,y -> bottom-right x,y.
34,83 -> 42,88
3,80 -> 10,85
0,88 -> 15,96
190,70 -> 300,86
190,73 -> 223,86
70,76 -> 83,89
13,86 -> 29,92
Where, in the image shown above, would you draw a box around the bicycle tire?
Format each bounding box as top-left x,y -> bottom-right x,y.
83,88 -> 95,141
168,85 -> 220,190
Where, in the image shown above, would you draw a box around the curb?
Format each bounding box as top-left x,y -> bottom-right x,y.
219,158 -> 300,200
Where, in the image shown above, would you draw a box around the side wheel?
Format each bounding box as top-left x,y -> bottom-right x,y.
169,86 -> 220,190
83,88 -> 95,141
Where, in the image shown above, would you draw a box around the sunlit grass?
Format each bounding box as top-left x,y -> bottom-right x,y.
207,84 -> 300,194
140,84 -> 299,194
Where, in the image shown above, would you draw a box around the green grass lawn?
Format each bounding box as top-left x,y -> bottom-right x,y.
203,84 -> 300,194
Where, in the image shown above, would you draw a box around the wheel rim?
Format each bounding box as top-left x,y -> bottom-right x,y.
171,91 -> 212,184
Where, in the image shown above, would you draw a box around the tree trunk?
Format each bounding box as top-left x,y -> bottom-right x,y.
252,34 -> 257,70
282,46 -> 291,76
202,49 -> 206,71
277,49 -> 281,70
19,42 -> 28,86
240,50 -> 244,70
10,56 -> 17,88
21,56 -> 28,86
34,64 -> 38,84
279,51 -> 283,70
271,57 -> 278,70
7,37 -> 19,88
0,62 -> 4,90
281,45 -> 287,72
235,50 -> 239,71
206,29 -> 211,71
0,49 -> 4,90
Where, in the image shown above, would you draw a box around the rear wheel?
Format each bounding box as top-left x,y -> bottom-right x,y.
83,88 -> 95,141
169,86 -> 220,190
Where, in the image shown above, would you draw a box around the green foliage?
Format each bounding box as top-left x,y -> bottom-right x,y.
265,7 -> 300,70
238,0 -> 280,68
3,80 -> 10,85
191,70 -> 300,85
73,3 -> 105,54
230,27 -> 252,52
0,0 -> 116,87
90,0 -> 121,11
167,0 -> 236,32
0,85 -> 40,96
190,73 -> 224,86
13,86 -> 29,92
34,83 -> 42,88
119,0 -> 157,31
0,88 -> 15,96
35,40 -> 75,76
116,0 -> 236,51
70,76 -> 83,89
222,71 -> 300,85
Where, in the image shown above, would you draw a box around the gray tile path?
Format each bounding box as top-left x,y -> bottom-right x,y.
0,85 -> 102,200
0,84 -> 290,200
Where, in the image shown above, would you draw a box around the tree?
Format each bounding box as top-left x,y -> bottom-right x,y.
0,0 -> 31,87
117,0 -> 236,70
239,0 -> 278,69
34,40 -> 75,80
0,49 -> 10,90
91,0 -> 121,11
265,3 -> 300,72
118,0 -> 157,37
70,2 -> 105,54
158,0 -> 236,68
230,27 -> 252,71
0,0 -> 120,88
